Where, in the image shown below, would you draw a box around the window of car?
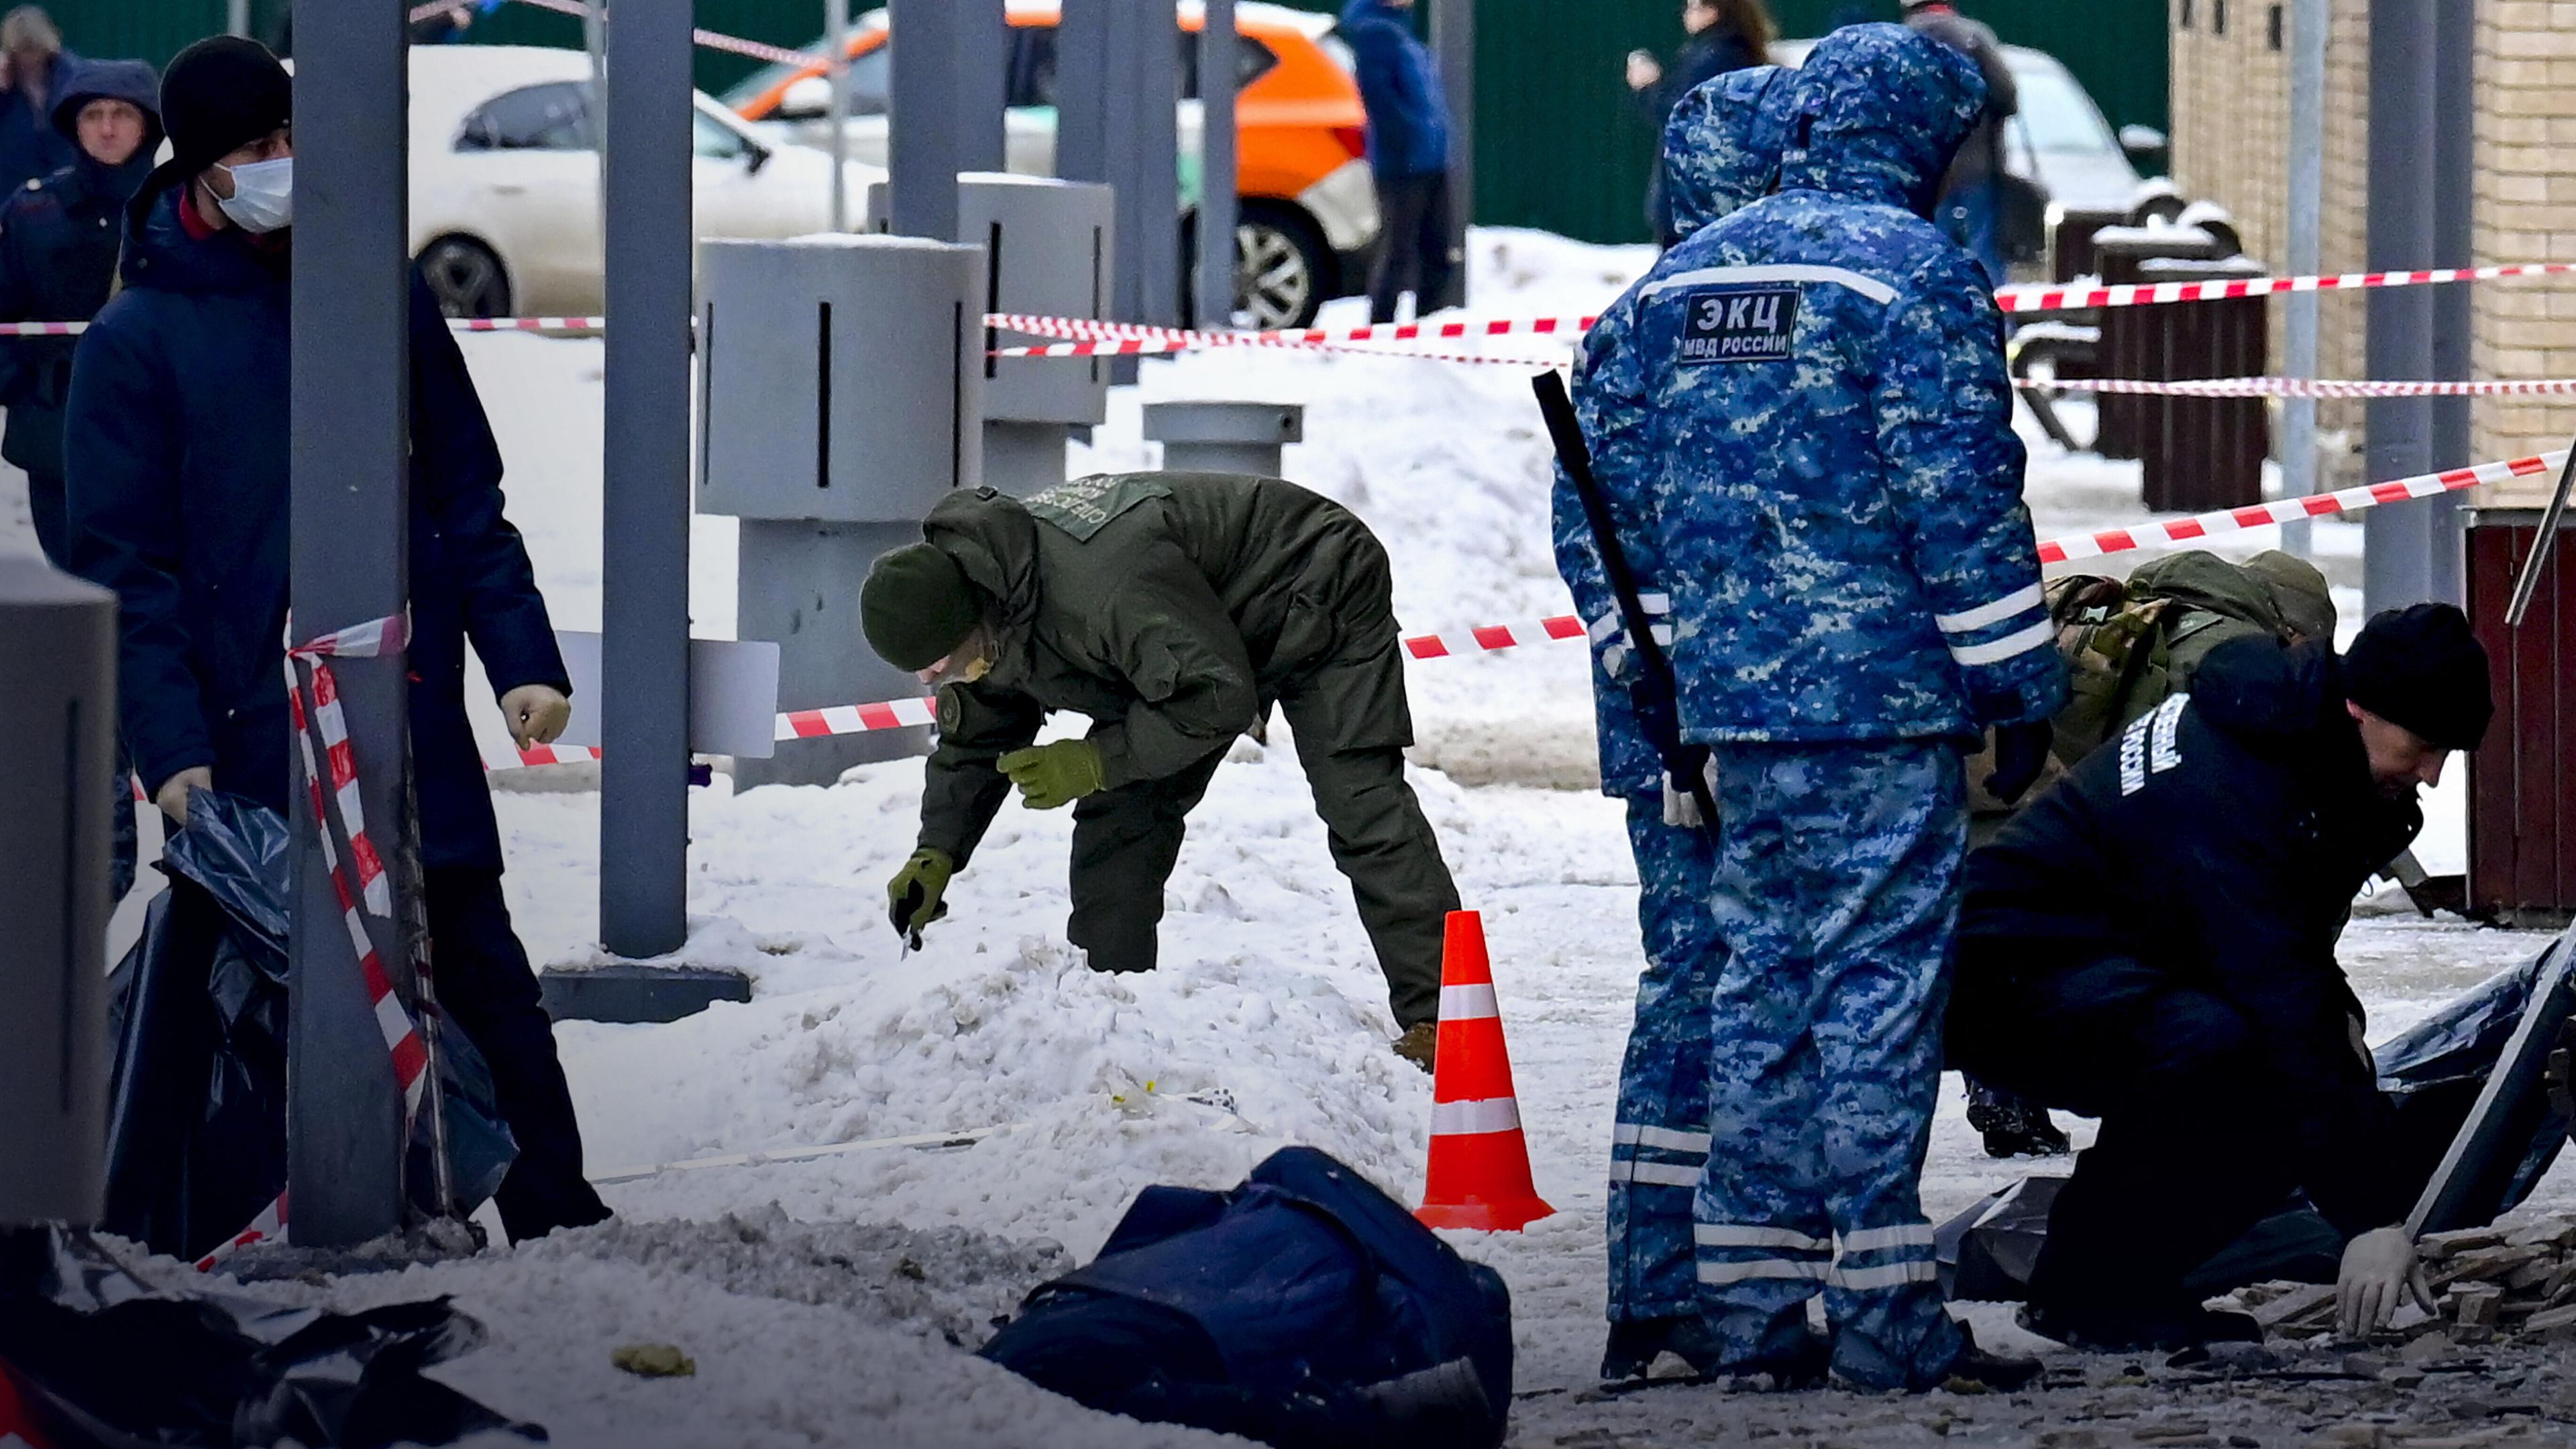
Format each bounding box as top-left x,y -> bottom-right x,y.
691,105 -> 753,160
1011,28 -> 1278,108
2010,64 -> 2120,157
454,80 -> 594,151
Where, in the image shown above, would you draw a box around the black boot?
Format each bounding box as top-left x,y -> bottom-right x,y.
1600,1316 -> 1725,1381
1966,1079 -> 2071,1159
1943,1322 -> 2045,1392
2019,1300 -> 2261,1353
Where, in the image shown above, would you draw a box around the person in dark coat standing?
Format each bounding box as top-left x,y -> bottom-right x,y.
1947,606 -> 2494,1352
1338,0 -> 1456,324
2,58 -> 156,567
0,56 -> 159,904
1900,0 -> 2016,284
0,7 -> 77,198
64,36 -> 610,1242
1625,0 -> 1774,246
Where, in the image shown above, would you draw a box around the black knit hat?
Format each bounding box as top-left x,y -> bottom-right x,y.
2343,602 -> 2494,752
157,35 -> 290,180
861,545 -> 983,672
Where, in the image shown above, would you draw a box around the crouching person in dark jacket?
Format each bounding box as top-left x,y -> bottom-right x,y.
64,37 -> 608,1242
1947,604 -> 2495,1352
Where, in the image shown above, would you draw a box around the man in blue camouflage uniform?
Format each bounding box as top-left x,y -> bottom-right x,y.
1572,25 -> 2063,1391
1554,62 -> 1797,1383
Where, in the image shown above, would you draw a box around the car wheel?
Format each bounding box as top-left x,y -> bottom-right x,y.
417,235 -> 513,319
1233,203 -> 1330,331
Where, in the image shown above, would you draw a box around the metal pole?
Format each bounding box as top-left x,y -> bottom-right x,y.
1130,0 -> 1181,330
889,0 -> 960,239
2364,0 -> 2436,612
1196,0 -> 1238,327
600,0 -> 694,959
290,0 -> 413,1244
584,0 -> 608,200
2426,0 -> 2475,606
2277,0 -> 2325,557
955,0 -> 1008,176
828,0 -> 850,231
0,561 -> 114,1228
1431,0 -> 1473,310
227,0 -> 251,38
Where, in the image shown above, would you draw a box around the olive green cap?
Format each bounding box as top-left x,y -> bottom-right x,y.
861,544 -> 982,672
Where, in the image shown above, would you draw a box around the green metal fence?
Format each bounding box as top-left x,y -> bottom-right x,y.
40,0 -> 2163,244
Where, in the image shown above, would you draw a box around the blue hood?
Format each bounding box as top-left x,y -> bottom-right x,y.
1660,64 -> 1797,242
51,58 -> 164,147
1777,23 -> 1984,215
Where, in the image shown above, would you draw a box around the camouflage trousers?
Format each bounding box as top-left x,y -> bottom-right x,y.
1695,740 -> 1966,1392
1607,792 -> 1724,1323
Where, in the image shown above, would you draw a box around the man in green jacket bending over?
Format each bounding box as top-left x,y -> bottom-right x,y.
861,472 -> 1464,1071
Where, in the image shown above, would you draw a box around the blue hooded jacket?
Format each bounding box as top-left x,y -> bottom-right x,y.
1570,25 -> 2062,750
1338,0 -> 1450,179
1552,64 -> 1794,796
0,59 -> 162,481
64,182 -> 570,872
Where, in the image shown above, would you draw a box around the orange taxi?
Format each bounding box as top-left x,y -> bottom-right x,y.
724,1 -> 1379,327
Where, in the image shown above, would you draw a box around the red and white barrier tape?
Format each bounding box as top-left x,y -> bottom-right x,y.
486,0 -> 819,66
2038,450 -> 2563,563
2040,375 -> 2576,400
1994,262 -> 2576,316
486,448 -> 2565,770
452,315 -> 606,333
194,1189 -> 288,1271
988,262 -> 2576,356
211,612 -> 434,1269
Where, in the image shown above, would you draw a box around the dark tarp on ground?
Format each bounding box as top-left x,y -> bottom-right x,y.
0,1224 -> 539,1448
981,1145 -> 1513,1449
101,791 -> 518,1262
1939,941 -> 2574,1302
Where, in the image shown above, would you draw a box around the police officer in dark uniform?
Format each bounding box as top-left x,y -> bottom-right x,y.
1949,605 -> 2495,1350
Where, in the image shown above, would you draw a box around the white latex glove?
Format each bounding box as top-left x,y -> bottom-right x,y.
1660,758 -> 1720,830
2337,1225 -> 2432,1339
156,765 -> 213,828
499,684 -> 572,751
1662,771 -> 1701,828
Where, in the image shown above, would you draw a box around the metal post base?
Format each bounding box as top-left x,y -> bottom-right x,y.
1141,400 -> 1304,480
732,519 -> 932,788
983,420 -> 1071,496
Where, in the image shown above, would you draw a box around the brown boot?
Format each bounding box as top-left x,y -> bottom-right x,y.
1393,1022 -> 1438,1073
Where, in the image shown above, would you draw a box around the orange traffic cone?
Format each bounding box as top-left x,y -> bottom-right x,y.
1415,910 -> 1556,1232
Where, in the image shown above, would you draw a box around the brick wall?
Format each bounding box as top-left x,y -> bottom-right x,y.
2169,0 -> 2576,506
2472,0 -> 2576,504
2166,0 -> 2373,490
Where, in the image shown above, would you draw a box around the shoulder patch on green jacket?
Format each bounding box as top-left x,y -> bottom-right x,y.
1024,474 -> 1170,541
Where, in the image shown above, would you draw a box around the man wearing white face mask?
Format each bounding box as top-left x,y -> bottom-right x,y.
64,36 -> 610,1242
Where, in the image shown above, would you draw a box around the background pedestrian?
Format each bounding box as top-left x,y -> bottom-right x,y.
1625,0 -> 1775,246
1340,0 -> 1457,323
0,6 -> 78,196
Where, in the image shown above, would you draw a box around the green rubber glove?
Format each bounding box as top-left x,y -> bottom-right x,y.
886,847 -> 955,942
999,739 -> 1106,810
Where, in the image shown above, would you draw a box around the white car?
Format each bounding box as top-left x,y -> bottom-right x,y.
402,46 -> 886,317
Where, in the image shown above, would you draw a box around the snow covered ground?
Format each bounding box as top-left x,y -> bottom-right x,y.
3,226 -> 2560,1446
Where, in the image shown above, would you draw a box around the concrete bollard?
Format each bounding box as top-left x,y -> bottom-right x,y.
698,234 -> 986,786
1142,400 -> 1305,479
0,557 -> 115,1226
871,173 -> 1116,498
